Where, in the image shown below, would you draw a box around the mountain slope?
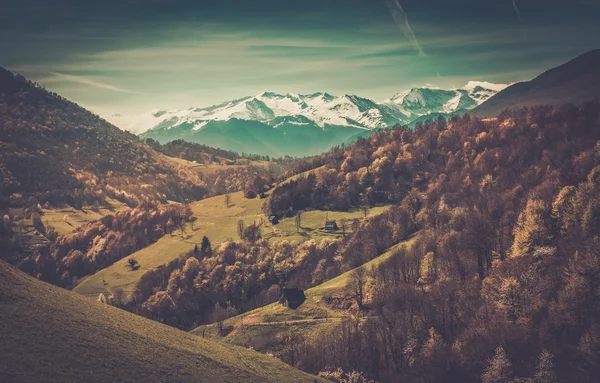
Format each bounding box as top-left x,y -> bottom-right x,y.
124,83 -> 504,134
142,118 -> 366,157
471,49 -> 600,117
0,261 -> 324,383
132,83 -> 504,156
0,67 -> 206,207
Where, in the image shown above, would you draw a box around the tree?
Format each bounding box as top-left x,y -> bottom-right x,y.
200,235 -> 212,256
237,220 -> 245,239
482,346 -> 513,383
212,302 -> 237,334
224,191 -> 231,208
31,212 -> 45,234
283,326 -> 304,367
166,218 -> 175,236
295,211 -> 302,233
534,350 -> 557,383
243,223 -> 261,243
350,267 -> 367,307
340,218 -> 347,237
352,218 -> 360,232
127,258 -> 140,271
511,199 -> 551,258
179,220 -> 187,239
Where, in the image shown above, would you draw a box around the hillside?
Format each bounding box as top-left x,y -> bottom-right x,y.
142,117 -> 365,157
0,67 -> 206,209
0,261 -> 324,383
191,239 -> 416,356
471,49 -> 600,117
237,99 -> 600,382
74,185 -> 390,299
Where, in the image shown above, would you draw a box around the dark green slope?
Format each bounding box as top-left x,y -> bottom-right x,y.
471,49 -> 600,117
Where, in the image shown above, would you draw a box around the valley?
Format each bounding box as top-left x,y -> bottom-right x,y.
74,182 -> 391,299
2,48 -> 600,383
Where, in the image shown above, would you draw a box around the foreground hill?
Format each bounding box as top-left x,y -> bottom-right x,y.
0,261 -> 323,383
471,49 -> 600,117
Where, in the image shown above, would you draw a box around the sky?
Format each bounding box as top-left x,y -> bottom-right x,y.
1,0 -> 599,117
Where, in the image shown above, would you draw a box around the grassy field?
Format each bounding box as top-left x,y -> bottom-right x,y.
74,187 -> 391,298
191,238 -> 416,353
6,198 -> 128,256
41,198 -> 128,235
267,206 -> 390,243
0,261 -> 325,383
164,154 -> 271,177
74,190 -> 266,298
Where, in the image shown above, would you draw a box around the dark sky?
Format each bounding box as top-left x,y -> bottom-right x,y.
1,0 -> 599,116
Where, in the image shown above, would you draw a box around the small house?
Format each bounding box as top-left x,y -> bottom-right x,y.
268,215 -> 279,225
279,288 -> 306,309
324,220 -> 338,231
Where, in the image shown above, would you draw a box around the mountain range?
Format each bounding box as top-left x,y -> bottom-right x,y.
109,82 -> 506,156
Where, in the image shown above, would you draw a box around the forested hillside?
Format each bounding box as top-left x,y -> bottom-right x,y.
258,102 -> 600,382
0,67 -> 207,209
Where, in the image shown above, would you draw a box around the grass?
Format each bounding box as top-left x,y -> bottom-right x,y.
0,261 -> 325,383
192,238 -> 417,353
41,198 -> 128,235
74,190 -> 266,298
74,188 -> 391,299
267,206 -> 390,243
163,154 -> 271,177
6,198 -> 128,255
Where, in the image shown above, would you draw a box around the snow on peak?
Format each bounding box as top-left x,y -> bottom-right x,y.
462,81 -> 508,92
108,82 -> 506,134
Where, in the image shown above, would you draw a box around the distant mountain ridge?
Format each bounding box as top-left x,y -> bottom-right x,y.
114,82 -> 505,156
112,82 -> 504,134
471,49 -> 600,117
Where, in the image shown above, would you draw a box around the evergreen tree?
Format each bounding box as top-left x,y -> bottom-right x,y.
534,350 -> 557,383
482,347 -> 513,383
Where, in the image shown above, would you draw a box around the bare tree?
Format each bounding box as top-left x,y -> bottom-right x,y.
212,303 -> 237,335
350,267 -> 367,308
340,218 -> 347,237
237,220 -> 245,239
224,191 -> 231,208
166,218 -> 175,236
295,211 -> 302,233
179,220 -> 187,239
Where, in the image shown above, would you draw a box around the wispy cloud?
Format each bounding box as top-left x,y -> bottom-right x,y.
383,0 -> 425,56
39,72 -> 148,95
512,0 -> 522,22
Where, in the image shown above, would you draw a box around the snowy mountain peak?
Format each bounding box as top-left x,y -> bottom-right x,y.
107,82 -> 506,134
462,81 -> 508,92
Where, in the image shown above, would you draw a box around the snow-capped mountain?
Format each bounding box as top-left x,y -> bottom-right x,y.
107,82 -> 506,156
108,82 -> 506,135
384,81 -> 507,121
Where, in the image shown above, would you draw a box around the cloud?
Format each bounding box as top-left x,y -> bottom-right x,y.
40,72 -> 148,95
383,0 -> 426,56
512,0 -> 522,22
